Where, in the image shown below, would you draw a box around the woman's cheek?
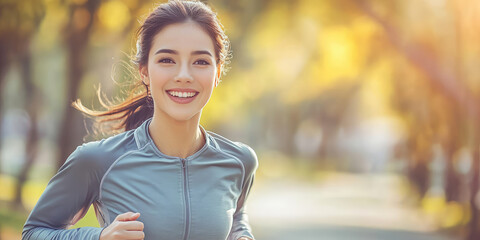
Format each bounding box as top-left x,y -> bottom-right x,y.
198,69 -> 216,85
150,68 -> 173,85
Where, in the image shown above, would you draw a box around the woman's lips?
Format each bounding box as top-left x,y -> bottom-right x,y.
166,90 -> 199,104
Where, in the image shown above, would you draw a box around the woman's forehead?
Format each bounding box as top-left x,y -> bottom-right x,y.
150,21 -> 215,55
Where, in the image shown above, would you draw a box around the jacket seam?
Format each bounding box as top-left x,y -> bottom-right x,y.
97,144 -> 150,224
209,147 -> 247,192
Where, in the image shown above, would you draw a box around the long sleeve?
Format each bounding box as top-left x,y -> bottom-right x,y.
227,145 -> 259,240
22,145 -> 104,240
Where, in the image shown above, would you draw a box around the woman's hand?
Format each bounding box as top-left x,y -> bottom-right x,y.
100,212 -> 145,240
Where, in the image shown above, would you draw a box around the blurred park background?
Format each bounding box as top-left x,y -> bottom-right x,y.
0,0 -> 479,239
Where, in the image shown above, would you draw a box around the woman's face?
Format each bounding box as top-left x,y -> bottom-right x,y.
141,21 -> 219,122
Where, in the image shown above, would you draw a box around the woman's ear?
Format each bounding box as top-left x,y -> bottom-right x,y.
139,65 -> 149,85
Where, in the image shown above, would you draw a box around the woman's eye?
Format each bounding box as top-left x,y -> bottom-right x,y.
194,60 -> 210,65
159,58 -> 174,64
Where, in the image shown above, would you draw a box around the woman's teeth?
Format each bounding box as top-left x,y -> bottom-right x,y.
167,91 -> 197,98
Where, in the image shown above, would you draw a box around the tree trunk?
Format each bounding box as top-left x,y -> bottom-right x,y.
0,43 -> 12,175
445,143 -> 461,202
410,160 -> 429,198
0,62 -> 6,175
57,41 -> 86,169
57,0 -> 100,169
468,134 -> 480,240
13,47 -> 40,210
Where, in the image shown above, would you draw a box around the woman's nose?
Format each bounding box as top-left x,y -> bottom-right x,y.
175,63 -> 193,83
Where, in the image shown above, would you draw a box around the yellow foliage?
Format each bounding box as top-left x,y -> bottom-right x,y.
297,0 -> 331,21
360,60 -> 395,117
69,0 -> 88,5
283,17 -> 379,105
422,194 -> 446,216
201,78 -> 246,127
0,174 -> 47,210
441,202 -> 467,228
35,2 -> 68,50
98,0 -> 131,33
215,9 -> 236,39
320,26 -> 361,81
22,181 -> 47,210
422,193 -> 468,228
0,174 -> 100,228
0,175 -> 15,202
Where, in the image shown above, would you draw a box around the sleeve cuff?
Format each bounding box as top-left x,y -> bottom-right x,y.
230,231 -> 255,240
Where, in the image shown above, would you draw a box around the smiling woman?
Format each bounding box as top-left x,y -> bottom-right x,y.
21,1 -> 257,240
142,21 -> 219,124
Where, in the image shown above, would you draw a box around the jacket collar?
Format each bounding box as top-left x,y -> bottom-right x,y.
133,117 -> 213,159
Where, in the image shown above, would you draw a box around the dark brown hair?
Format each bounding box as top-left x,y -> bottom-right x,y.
74,0 -> 230,136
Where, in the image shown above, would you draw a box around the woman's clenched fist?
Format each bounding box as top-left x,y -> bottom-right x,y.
100,212 -> 145,240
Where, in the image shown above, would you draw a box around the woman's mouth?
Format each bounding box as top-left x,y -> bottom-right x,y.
166,90 -> 199,104
167,91 -> 198,98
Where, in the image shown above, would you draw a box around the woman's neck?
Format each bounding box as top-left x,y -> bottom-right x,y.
148,112 -> 205,159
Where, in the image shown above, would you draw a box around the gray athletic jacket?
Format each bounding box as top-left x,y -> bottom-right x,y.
22,118 -> 258,240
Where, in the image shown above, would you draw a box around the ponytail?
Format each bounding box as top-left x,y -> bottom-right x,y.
73,82 -> 153,137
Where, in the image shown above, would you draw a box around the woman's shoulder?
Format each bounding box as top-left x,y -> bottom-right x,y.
207,131 -> 259,172
63,129 -> 138,171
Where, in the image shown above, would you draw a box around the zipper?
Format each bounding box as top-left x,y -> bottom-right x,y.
181,158 -> 191,240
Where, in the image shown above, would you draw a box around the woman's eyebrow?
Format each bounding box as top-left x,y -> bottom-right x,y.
154,49 -> 213,57
192,50 -> 213,57
155,49 -> 177,55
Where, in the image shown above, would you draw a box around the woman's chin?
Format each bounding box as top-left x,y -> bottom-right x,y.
167,111 -> 202,122
154,104 -> 203,122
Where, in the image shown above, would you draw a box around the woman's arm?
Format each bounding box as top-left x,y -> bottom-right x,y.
227,145 -> 259,240
228,174 -> 256,240
22,145 -> 104,240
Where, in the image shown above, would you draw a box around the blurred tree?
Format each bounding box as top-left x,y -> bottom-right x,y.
0,0 -> 45,210
0,0 -> 44,175
306,82 -> 362,165
57,0 -> 147,169
470,134 -> 480,240
56,0 -> 101,169
354,0 -> 480,238
14,45 -> 43,210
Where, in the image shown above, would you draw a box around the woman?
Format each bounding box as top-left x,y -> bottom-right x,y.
22,1 -> 257,240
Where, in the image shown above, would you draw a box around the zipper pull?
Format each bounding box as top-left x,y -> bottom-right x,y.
181,158 -> 186,168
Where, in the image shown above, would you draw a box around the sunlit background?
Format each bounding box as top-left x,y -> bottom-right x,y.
1,0 -> 479,239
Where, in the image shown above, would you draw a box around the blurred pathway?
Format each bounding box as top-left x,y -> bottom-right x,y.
248,173 -> 459,240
